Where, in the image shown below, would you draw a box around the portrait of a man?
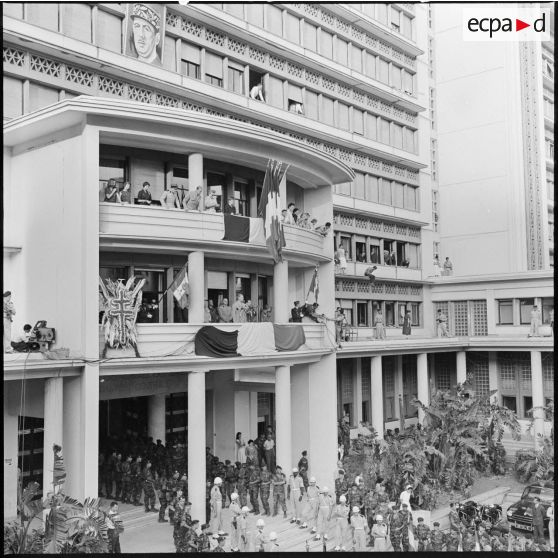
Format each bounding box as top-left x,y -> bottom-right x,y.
125,3 -> 165,66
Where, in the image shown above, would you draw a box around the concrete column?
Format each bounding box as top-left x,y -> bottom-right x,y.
148,394 -> 166,444
188,371 -> 206,522
370,356 -> 384,439
188,153 -> 204,210
275,365 -> 292,473
394,356 -> 404,422
4,390 -> 18,518
530,351 -> 545,447
273,260 -> 289,322
82,366 -> 99,500
488,352 -> 499,403
417,353 -> 429,424
354,359 -> 363,425
456,351 -> 467,384
43,377 -> 64,495
188,251 -> 205,323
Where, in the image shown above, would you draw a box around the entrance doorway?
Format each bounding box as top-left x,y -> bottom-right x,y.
99,397 -> 148,453
257,392 -> 275,436
135,269 -> 167,323
18,416 -> 44,494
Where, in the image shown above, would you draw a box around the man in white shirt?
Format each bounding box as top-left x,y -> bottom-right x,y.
399,485 -> 413,509
11,323 -> 33,352
284,203 -> 296,225
263,434 -> 276,472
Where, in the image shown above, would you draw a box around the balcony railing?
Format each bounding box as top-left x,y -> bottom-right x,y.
98,322 -> 330,358
340,261 -> 422,281
99,203 -> 329,261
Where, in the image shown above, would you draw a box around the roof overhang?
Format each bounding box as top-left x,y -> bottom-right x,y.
4,96 -> 356,188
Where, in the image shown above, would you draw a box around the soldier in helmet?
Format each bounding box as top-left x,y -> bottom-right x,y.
315,486 -> 334,542
333,494 -> 350,551
255,518 -> 267,553
350,506 -> 367,551
414,516 -> 431,551
237,507 -> 250,552
259,464 -> 272,516
210,477 -> 224,533
371,514 -> 389,552
300,476 -> 319,532
271,465 -> 287,518
287,467 -> 305,524
229,492 -> 242,552
430,521 -> 447,551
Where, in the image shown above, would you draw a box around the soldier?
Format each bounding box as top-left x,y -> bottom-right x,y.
414,516 -> 431,551
364,488 -> 379,541
287,467 -> 305,524
334,469 -> 348,504
350,506 -> 367,551
259,465 -> 272,516
248,465 -> 261,515
255,518 -> 267,553
272,465 -> 287,518
142,462 -> 157,513
120,456 -> 133,504
446,530 -> 461,552
462,527 -> 477,552
104,450 -> 117,499
198,523 -> 211,553
237,463 -> 248,508
449,501 -> 463,535
315,486 -> 334,542
129,456 -> 143,506
429,522 -> 446,551
298,451 -> 309,491
371,514 -> 389,552
205,481 -> 212,524
154,439 -> 166,474
398,503 -> 412,551
229,493 -> 242,552
300,477 -> 319,532
333,494 -> 350,552
157,470 -> 169,523
166,471 -> 180,524
217,462 -> 227,507
210,477 -> 224,533
237,507 -> 250,552
389,504 -> 405,551
224,460 -> 238,508
347,484 -> 362,515
114,453 -> 123,501
173,494 -> 186,545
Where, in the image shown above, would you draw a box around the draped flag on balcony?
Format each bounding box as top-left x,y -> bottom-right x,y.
258,159 -> 288,263
173,263 -> 190,309
222,214 -> 266,244
306,265 -> 319,304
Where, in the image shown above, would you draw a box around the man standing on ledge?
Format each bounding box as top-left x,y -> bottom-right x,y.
436,309 -> 449,337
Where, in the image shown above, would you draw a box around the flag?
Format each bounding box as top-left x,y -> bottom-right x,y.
258,159 -> 288,263
307,265 -> 319,304
222,214 -> 265,244
173,263 -> 190,309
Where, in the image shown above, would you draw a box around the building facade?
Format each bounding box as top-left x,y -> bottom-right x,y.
3,2 -> 554,522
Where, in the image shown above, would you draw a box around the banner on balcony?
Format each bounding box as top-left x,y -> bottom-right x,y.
194,324 -> 306,358
222,214 -> 265,244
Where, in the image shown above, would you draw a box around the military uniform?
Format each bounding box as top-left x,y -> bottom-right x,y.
316,492 -> 334,538
446,532 -> 460,552
248,468 -> 261,514
237,513 -> 249,552
157,474 -> 168,522
364,491 -> 378,531
237,466 -> 248,508
272,470 -> 287,517
415,522 -> 431,551
449,508 -> 463,534
298,456 -> 309,490
288,473 -> 305,522
259,469 -> 272,515
303,484 -> 320,530
350,512 -> 367,551
229,501 -> 242,550
334,476 -> 348,504
210,484 -> 223,532
173,501 -> 186,544
114,457 -> 123,500
347,486 -> 362,514
142,467 -> 157,511
104,453 -> 116,499
333,503 -> 350,550
429,529 -> 446,551
224,463 -> 238,506
120,459 -> 133,504
398,508 -> 412,551
130,459 -> 143,505
461,530 -> 476,552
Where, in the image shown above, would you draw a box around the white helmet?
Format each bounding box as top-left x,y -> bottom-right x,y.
256,518 -> 265,527
310,476 -> 316,483
214,477 -> 222,485
270,532 -> 278,541
376,514 -> 383,522
339,495 -> 346,503
322,486 -> 329,492
231,492 -> 238,500
241,506 -> 250,513
292,467 -> 298,473
352,506 -> 360,513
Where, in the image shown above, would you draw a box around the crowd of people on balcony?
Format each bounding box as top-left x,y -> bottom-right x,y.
433,255 -> 453,277
281,202 -> 331,236
203,296 -> 273,324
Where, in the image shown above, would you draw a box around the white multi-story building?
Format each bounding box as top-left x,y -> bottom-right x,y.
3,2 -> 553,523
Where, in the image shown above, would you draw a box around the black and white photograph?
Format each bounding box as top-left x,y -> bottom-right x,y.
2,0 -> 554,553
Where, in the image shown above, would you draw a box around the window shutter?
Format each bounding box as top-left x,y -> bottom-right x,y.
182,42 -> 201,64
205,51 -> 223,78
288,83 -> 303,103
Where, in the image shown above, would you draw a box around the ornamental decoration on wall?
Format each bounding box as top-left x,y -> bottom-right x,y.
99,276 -> 145,357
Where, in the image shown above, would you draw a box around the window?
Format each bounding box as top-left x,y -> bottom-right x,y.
246,3 -> 264,26
391,65 -> 402,90
376,3 -> 388,25
398,303 -> 407,326
288,100 -> 304,114
392,124 -> 403,149
319,29 -> 333,58
205,52 -> 223,86
402,13 -> 413,39
265,4 -> 283,35
335,182 -> 351,196
497,300 -> 514,325
404,128 -> 415,153
302,21 -> 317,51
27,3 -> 58,31
364,53 -> 376,79
338,103 -> 350,130
379,118 -> 390,144
433,241 -> 440,259
339,235 -> 352,259
393,181 -> 404,208
405,185 -> 418,211
369,245 -> 380,264
321,96 -> 335,126
29,83 -> 59,113
390,7 -> 401,31
62,3 -> 92,42
267,76 -> 284,108
350,45 -> 362,73
357,302 -> 368,326
233,179 -> 249,216
96,8 -> 122,53
288,82 -> 303,111
335,38 -> 348,66
519,298 -> 534,324
378,59 -> 390,84
224,3 -> 244,18
385,302 -> 395,326
406,243 -> 419,267
207,172 -> 225,212
353,108 -> 364,135
365,113 -> 377,140
352,172 -> 365,199
542,297 -> 554,324
403,70 -> 414,95
284,12 -> 300,43
305,90 -> 319,120
227,62 -> 244,94
181,43 -> 201,79
379,178 -> 392,205
355,241 -> 367,262
365,175 -> 379,202
4,76 -> 23,119
409,302 -> 420,326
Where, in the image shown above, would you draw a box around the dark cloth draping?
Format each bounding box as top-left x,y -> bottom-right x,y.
194,326 -> 239,357
223,214 -> 250,242
273,324 -> 306,352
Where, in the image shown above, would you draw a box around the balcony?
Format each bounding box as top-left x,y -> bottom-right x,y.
339,261 -> 422,282
99,203 -> 331,264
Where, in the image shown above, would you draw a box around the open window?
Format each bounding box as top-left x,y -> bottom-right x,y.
355,241 -> 367,262
249,70 -> 265,100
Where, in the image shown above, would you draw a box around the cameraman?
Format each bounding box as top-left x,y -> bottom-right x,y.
11,324 -> 39,352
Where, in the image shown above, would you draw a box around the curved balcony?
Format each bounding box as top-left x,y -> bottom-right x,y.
99,203 -> 331,264
339,261 -> 423,281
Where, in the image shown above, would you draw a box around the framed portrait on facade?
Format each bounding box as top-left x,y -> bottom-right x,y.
124,3 -> 165,67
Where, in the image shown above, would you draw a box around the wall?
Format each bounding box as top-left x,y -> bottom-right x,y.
212,369 -> 236,462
